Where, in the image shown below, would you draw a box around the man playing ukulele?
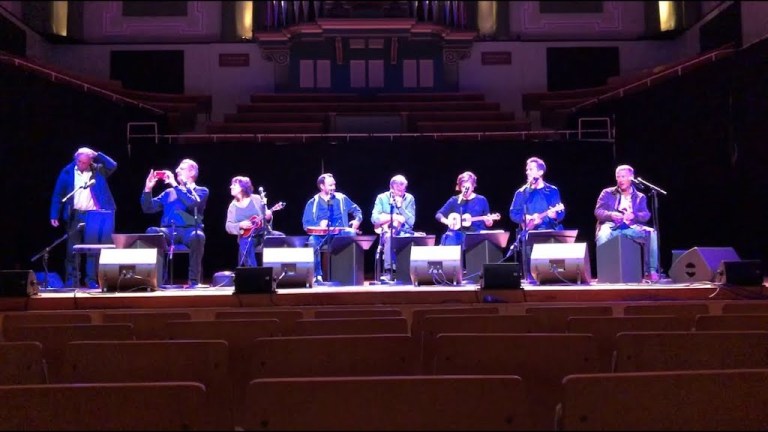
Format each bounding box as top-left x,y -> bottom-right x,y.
509,157 -> 566,282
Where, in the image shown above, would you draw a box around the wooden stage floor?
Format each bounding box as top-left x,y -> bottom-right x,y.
3,279 -> 766,312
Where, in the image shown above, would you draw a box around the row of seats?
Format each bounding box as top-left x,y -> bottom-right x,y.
4,329 -> 768,430
520,44 -> 737,128
8,300 -> 768,340
0,51 -> 211,133
206,92 -> 530,136
3,369 -> 768,430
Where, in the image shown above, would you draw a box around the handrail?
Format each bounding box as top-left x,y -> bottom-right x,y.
0,54 -> 164,115
151,129 -> 614,143
569,47 -> 736,112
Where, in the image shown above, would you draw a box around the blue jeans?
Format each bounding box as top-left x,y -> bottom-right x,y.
307,229 -> 355,278
440,230 -> 465,247
238,234 -> 263,267
596,223 -> 659,274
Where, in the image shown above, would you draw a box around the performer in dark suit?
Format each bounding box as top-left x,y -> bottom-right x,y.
49,147 -> 117,288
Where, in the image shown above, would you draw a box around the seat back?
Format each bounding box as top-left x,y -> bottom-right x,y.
613,331 -> 768,372
313,307 -> 403,319
0,341 -> 47,385
60,340 -> 231,430
0,382 -> 206,430
525,306 -> 613,333
244,375 -> 530,431
1,312 -> 92,340
4,323 -> 134,382
291,317 -> 409,336
102,310 -> 192,340
215,309 -> 304,335
695,314 -> 768,331
433,333 -> 599,430
567,315 -> 690,372
559,369 -> 768,430
419,314 -> 535,373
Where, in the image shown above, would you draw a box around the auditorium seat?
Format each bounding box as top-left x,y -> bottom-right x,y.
418,315 -> 535,373
243,375 -> 530,431
613,331 -> 768,372
0,341 -> 47,385
313,307 -> 403,319
214,309 -> 305,335
0,382 -> 206,430
722,302 -> 768,314
558,369 -> 768,430
248,334 -> 416,379
433,333 -> 599,430
622,303 -> 709,328
1,311 -> 92,341
102,310 -> 192,340
409,306 -> 499,339
165,318 -> 281,427
290,317 -> 409,336
525,305 -> 614,333
566,315 -> 690,372
4,323 -> 135,383
694,313 -> 768,331
60,340 -> 232,430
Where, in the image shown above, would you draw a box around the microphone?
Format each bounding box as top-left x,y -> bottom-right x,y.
631,178 -> 642,185
82,179 -> 95,190
258,186 -> 264,195
529,177 -> 539,188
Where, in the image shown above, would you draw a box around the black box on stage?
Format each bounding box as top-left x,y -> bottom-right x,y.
596,235 -> 643,283
234,267 -> 275,294
0,270 -> 39,297
481,263 -> 522,290
715,260 -> 764,287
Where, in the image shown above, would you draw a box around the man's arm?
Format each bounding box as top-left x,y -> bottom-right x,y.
633,193 -> 652,224
94,151 -> 118,177
509,190 -> 525,225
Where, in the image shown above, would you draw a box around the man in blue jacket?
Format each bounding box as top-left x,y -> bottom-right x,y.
50,147 -> 117,288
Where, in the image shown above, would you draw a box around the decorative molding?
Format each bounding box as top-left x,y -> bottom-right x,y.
443,49 -> 471,65
261,49 -> 290,65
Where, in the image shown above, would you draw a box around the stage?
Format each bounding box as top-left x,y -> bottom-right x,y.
3,279 -> 766,312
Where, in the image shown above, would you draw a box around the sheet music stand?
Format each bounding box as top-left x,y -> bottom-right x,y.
261,235 -> 310,249
329,235 -> 376,286
83,210 -> 115,245
464,231 -> 511,281
392,234 -> 436,285
523,229 -> 578,282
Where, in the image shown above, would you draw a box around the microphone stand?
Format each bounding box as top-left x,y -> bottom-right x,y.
386,193 -> 400,285
635,177 -> 668,277
31,223 -> 83,289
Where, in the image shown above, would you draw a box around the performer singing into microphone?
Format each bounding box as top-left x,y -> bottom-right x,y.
141,159 -> 208,288
594,164 -> 659,282
225,176 -> 271,267
435,171 -> 496,247
301,173 -> 363,284
371,175 -> 416,281
509,157 -> 565,282
50,147 -> 117,288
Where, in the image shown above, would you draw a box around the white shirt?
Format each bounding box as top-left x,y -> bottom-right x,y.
73,168 -> 97,211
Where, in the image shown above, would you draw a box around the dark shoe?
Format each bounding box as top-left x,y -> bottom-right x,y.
86,280 -> 100,290
187,280 -> 200,289
313,276 -> 324,285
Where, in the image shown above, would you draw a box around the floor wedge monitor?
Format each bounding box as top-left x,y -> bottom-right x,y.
530,242 -> 591,285
262,247 -> 314,288
98,248 -> 160,292
409,245 -> 462,286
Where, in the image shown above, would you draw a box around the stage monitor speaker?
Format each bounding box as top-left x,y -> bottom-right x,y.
0,270 -> 38,297
409,245 -> 462,286
669,247 -> 740,283
262,247 -> 314,288
481,263 -> 522,290
98,248 -> 160,292
530,243 -> 592,285
596,235 -> 643,283
715,260 -> 764,286
234,267 -> 275,294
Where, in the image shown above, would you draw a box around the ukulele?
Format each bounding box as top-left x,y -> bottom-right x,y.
241,201 -> 286,237
522,203 -> 564,230
446,212 -> 501,230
